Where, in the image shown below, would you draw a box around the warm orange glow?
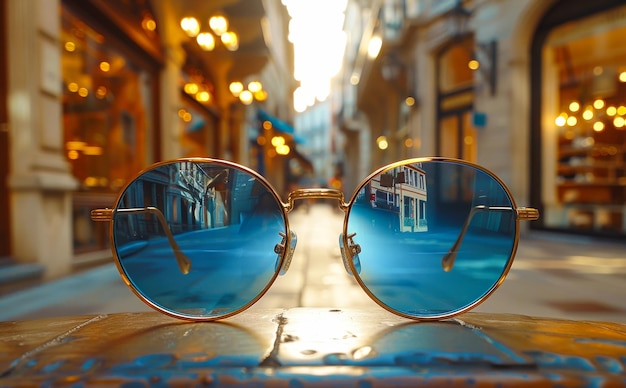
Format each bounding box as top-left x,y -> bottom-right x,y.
197,32 -> 215,51
221,31 -> 239,51
67,150 -> 79,160
84,177 -> 99,187
376,135 -> 388,150
83,146 -> 103,156
248,81 -> 262,93
184,83 -> 199,95
367,36 -> 382,59
593,121 -> 605,132
229,81 -> 243,97
555,113 -> 567,127
254,90 -> 268,101
607,106 -> 617,116
209,15 -> 228,36
142,16 -> 156,32
239,90 -> 253,105
593,99 -> 605,109
468,60 -> 480,70
276,144 -> 290,155
566,116 -> 577,126
96,86 -> 107,99
181,17 -> 200,37
66,141 -> 86,150
196,91 -> 211,102
271,136 -> 285,147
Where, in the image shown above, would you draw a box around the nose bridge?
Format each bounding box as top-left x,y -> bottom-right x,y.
285,188 -> 347,213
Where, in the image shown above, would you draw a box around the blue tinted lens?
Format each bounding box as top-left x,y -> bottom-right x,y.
112,160 -> 286,319
346,160 -> 517,318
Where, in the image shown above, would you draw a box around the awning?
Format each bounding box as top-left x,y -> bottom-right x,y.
256,109 -> 305,144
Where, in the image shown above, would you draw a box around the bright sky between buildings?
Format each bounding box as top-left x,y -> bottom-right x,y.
282,0 -> 348,112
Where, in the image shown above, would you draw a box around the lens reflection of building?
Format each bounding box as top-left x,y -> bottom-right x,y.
359,164 -> 428,233
339,0 -> 626,241
0,0 -> 302,278
118,162 -> 263,244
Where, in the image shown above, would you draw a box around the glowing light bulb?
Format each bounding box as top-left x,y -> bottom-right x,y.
197,32 -> 215,51
593,99 -> 605,109
181,17 -> 200,37
593,121 -> 605,132
209,15 -> 228,36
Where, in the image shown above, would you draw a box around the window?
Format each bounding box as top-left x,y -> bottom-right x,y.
540,3 -> 626,236
437,37 -> 477,162
61,4 -> 159,254
62,8 -> 154,193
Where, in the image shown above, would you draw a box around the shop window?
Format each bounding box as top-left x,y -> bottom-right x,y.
440,111 -> 477,161
438,39 -> 474,93
437,37 -> 477,163
541,4 -> 626,236
61,7 -> 156,254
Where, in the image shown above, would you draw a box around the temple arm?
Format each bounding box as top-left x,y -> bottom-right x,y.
441,206 -> 539,272
91,207 -> 192,275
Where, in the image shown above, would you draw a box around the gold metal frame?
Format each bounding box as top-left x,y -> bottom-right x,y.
92,156 -> 539,321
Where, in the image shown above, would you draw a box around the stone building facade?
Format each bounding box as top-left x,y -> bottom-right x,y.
340,0 -> 626,238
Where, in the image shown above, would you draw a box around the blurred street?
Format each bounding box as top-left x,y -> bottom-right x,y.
0,203 -> 624,323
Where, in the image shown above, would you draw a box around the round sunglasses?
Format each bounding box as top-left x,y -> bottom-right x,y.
91,157 -> 539,321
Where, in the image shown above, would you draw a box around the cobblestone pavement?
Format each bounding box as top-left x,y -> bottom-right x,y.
1,203 -> 625,323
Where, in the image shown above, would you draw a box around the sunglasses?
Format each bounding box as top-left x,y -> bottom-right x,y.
91,157 -> 539,321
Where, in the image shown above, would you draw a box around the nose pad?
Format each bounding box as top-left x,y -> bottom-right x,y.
339,233 -> 361,276
274,230 -> 297,275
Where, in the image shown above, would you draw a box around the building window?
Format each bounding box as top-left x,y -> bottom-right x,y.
61,5 -> 158,254
436,37 -> 477,162
62,8 -> 153,192
539,3 -> 626,236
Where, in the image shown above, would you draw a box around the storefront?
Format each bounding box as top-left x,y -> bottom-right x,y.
532,0 -> 626,237
60,0 -> 162,256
